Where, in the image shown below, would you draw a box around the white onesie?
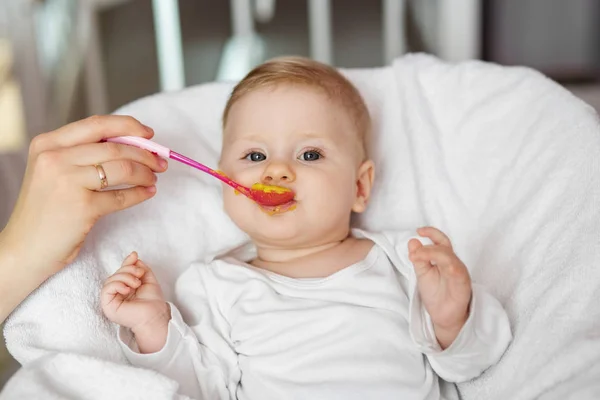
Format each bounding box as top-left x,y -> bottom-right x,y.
118,229 -> 512,400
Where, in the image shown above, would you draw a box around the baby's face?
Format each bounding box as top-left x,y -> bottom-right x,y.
219,85 -> 373,248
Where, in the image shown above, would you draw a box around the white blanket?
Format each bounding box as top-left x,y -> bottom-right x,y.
3,54 -> 600,400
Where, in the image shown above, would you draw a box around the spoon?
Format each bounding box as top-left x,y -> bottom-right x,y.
105,136 -> 295,206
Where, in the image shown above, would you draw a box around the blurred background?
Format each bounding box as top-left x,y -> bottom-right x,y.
1,0 -> 599,388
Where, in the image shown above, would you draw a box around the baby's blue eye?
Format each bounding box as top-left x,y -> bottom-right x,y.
245,152 -> 266,162
300,150 -> 322,161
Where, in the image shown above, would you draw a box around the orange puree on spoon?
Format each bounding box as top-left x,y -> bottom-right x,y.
249,183 -> 295,207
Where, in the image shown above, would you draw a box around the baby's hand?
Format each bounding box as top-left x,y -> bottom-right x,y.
408,227 -> 472,349
101,252 -> 169,340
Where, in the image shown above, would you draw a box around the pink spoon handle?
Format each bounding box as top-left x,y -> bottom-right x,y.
169,151 -> 249,195
106,136 -> 251,196
106,136 -> 171,158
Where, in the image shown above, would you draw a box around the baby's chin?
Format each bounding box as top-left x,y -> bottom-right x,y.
246,225 -> 303,247
225,199 -> 350,246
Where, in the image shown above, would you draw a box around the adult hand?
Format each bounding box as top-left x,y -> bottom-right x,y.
0,115 -> 168,322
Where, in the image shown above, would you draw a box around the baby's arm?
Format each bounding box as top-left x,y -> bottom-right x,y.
405,228 -> 512,382
101,254 -> 235,400
410,283 -> 512,382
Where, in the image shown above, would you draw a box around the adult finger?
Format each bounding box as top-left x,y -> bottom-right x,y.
31,115 -> 153,154
94,186 -> 157,216
63,142 -> 167,172
80,161 -> 158,190
416,227 -> 453,249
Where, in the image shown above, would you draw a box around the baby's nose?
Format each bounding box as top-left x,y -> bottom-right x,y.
261,162 -> 295,184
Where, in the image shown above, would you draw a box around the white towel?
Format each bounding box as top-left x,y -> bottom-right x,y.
3,54 -> 600,400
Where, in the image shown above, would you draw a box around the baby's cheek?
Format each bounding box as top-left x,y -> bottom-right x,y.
222,189 -> 241,213
223,190 -> 252,227
310,177 -> 354,205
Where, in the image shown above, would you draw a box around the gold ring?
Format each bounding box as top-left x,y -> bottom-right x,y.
94,164 -> 108,189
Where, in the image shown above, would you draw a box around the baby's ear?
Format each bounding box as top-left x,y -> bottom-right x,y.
352,160 -> 375,213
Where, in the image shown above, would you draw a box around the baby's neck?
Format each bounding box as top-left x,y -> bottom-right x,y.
251,235 -> 374,279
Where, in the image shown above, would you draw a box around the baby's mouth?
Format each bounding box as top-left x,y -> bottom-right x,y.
258,200 -> 297,215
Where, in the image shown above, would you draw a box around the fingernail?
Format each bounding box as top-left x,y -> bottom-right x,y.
146,186 -> 156,194
144,125 -> 154,135
159,158 -> 168,169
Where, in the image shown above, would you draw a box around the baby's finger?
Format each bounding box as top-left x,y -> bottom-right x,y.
410,257 -> 434,278
408,238 -> 423,254
135,260 -> 160,284
409,245 -> 454,267
122,251 -> 138,267
412,246 -> 470,280
101,281 -> 130,310
103,281 -> 131,297
408,240 -> 434,278
417,227 -> 452,249
113,264 -> 145,279
104,272 -> 142,289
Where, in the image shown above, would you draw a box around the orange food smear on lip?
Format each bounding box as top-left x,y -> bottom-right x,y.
259,204 -> 297,216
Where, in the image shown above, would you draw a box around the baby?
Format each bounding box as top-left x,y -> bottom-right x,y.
101,57 -> 512,400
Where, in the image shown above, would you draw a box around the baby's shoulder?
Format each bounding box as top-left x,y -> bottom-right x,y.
353,228 -> 427,277
182,256 -> 266,284
175,257 -> 265,305
353,228 -> 421,253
